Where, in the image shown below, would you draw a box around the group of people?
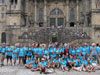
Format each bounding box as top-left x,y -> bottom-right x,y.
0,42 -> 100,74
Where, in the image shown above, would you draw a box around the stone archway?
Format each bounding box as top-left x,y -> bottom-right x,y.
1,32 -> 6,43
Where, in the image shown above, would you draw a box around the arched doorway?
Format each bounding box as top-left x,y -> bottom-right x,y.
1,32 -> 6,43
52,35 -> 57,43
50,8 -> 64,27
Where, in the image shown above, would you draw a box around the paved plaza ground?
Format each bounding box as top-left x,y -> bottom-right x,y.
0,65 -> 100,75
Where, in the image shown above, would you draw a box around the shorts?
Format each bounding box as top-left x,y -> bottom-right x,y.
19,56 -> 24,59
6,55 -> 12,60
27,56 -> 31,58
12,56 -> 18,60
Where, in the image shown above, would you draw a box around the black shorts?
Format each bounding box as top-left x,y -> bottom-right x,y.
6,55 -> 12,60
19,56 -> 24,59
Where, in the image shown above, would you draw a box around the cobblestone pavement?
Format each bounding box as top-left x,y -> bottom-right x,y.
0,66 -> 100,75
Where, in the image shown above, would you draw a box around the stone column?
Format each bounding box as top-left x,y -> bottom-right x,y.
76,0 -> 79,26
44,0 -> 47,27
66,0 -> 69,27
34,0 -> 37,27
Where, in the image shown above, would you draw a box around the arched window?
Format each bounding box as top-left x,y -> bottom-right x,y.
50,8 -> 64,16
50,8 -> 64,27
1,32 -> 6,43
95,0 -> 100,8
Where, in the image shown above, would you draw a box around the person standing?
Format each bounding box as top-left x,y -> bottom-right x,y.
12,43 -> 20,65
89,43 -> 100,64
0,44 -> 2,66
5,44 -> 13,65
0,43 -> 6,66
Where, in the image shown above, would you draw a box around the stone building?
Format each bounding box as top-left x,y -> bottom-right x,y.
0,0 -> 100,44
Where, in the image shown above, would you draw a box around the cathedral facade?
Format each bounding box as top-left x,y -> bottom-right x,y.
0,0 -> 100,44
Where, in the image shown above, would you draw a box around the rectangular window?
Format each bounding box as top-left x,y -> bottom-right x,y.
58,18 -> 64,26
50,18 -> 56,27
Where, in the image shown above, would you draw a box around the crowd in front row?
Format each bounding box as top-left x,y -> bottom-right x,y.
0,42 -> 100,74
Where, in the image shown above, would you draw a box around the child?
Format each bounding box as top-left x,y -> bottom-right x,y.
67,54 -> 75,71
39,58 -> 48,74
12,46 -> 19,66
52,57 -> 60,68
18,45 -> 26,65
25,57 -> 32,69
60,58 -> 68,71
1,43 -> 6,66
31,60 -> 39,71
72,58 -> 83,71
6,44 -> 13,65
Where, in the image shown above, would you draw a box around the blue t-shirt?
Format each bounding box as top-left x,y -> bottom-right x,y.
82,59 -> 88,66
0,47 -> 2,52
49,47 -> 54,54
76,48 -> 81,55
60,47 -> 65,53
53,58 -> 60,63
86,46 -> 91,54
12,47 -> 19,58
23,47 -> 28,55
19,47 -> 26,57
67,58 -> 74,63
26,59 -> 31,64
44,49 -> 49,56
81,47 -> 87,56
1,47 -> 6,53
27,47 -> 32,56
73,59 -> 79,67
37,48 -> 44,56
56,48 -> 60,54
6,47 -> 13,56
32,63 -> 38,68
96,46 -> 100,54
39,61 -> 47,67
33,48 -> 39,54
70,49 -> 76,55
91,46 -> 98,55
60,60 -> 67,67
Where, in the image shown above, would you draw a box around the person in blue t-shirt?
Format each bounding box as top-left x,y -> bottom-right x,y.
27,47 -> 32,59
60,59 -> 68,71
1,43 -> 6,66
52,57 -> 60,68
67,54 -> 75,70
76,47 -> 82,56
18,45 -> 26,65
81,46 -> 87,57
69,47 -> 76,59
5,44 -> 13,65
25,56 -> 33,69
0,45 -> 2,66
12,46 -> 19,65
39,58 -> 48,74
31,60 -> 39,71
44,48 -> 49,59
72,58 -> 83,71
